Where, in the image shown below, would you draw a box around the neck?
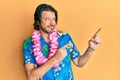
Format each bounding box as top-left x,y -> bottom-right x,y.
39,29 -> 49,43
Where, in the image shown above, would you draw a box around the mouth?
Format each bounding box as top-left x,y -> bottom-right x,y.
48,25 -> 55,29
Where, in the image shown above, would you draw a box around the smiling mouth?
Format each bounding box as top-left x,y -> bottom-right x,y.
48,25 -> 55,29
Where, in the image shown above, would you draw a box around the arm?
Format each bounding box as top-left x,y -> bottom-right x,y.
25,57 -> 58,80
25,44 -> 69,80
73,28 -> 102,67
73,47 -> 94,67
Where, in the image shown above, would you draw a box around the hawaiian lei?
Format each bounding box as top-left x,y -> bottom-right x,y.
32,29 -> 59,68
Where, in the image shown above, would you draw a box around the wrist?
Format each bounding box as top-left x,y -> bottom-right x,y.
88,46 -> 95,52
51,56 -> 59,64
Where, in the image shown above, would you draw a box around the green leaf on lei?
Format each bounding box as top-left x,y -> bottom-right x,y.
42,44 -> 49,57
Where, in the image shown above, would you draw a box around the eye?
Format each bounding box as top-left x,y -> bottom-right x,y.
52,18 -> 56,21
44,18 -> 50,21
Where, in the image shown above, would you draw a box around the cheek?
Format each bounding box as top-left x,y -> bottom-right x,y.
41,21 -> 48,26
53,21 -> 56,25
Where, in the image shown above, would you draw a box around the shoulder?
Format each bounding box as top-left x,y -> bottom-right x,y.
57,30 -> 73,47
58,30 -> 71,37
23,36 -> 32,44
23,36 -> 32,49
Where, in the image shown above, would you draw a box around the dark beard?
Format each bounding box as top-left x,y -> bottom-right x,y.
39,25 -> 54,34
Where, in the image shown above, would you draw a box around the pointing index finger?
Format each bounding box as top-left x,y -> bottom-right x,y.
62,43 -> 69,49
92,28 -> 102,38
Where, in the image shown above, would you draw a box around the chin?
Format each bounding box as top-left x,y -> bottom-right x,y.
48,28 -> 55,33
48,30 -> 54,34
44,30 -> 53,34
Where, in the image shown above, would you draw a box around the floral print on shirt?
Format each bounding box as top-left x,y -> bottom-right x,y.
22,31 -> 80,80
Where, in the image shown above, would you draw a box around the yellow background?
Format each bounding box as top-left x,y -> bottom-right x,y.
0,0 -> 119,80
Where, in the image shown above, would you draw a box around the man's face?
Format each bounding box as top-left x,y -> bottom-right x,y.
39,11 -> 56,34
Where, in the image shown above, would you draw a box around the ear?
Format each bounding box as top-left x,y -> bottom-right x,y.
36,21 -> 40,25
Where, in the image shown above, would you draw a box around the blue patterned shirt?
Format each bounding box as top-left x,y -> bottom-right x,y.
22,31 -> 80,80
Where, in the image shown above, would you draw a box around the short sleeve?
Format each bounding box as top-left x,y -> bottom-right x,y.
68,34 -> 80,60
22,37 -> 36,64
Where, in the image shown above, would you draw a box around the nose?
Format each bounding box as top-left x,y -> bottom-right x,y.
50,19 -> 56,25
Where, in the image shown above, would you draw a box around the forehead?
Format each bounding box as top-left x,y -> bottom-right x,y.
41,11 -> 55,18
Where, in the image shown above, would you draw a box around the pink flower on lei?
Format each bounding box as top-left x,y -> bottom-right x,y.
32,29 -> 59,68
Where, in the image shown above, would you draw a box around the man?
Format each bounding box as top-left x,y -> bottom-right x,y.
23,4 -> 101,80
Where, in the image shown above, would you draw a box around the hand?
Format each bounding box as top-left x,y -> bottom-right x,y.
89,28 -> 102,50
54,43 -> 69,62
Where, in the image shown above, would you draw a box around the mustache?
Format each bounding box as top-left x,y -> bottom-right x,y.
47,25 -> 55,27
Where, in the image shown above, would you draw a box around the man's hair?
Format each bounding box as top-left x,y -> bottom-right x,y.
33,4 -> 58,30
